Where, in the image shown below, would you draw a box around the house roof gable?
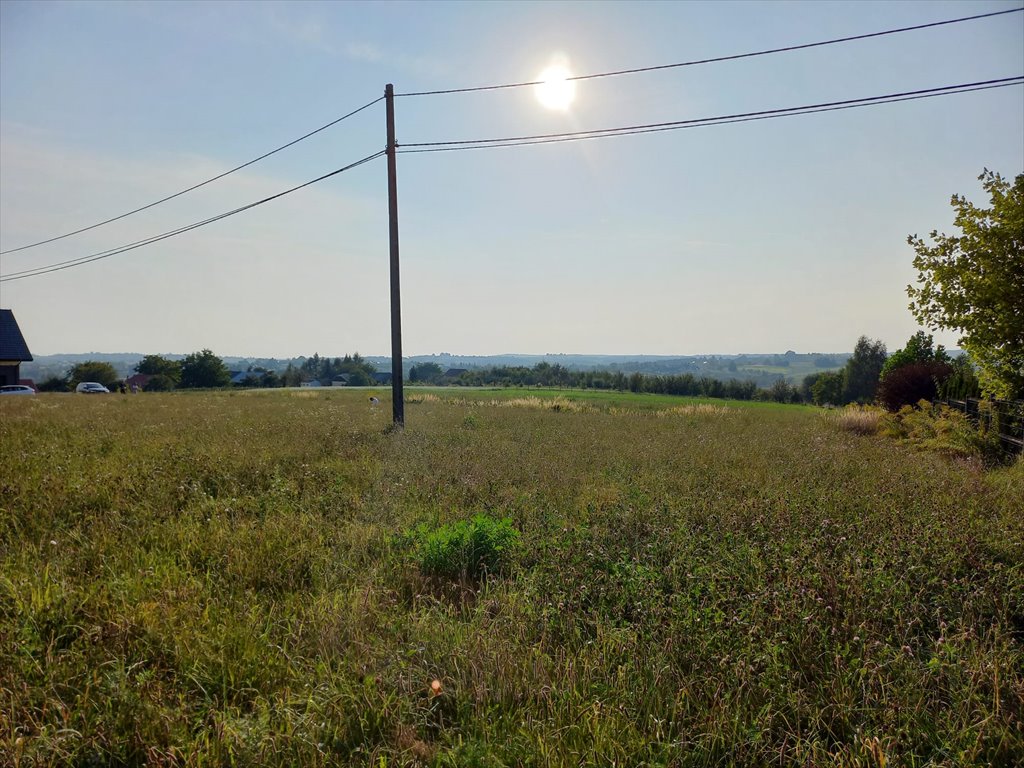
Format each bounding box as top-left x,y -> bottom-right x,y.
0,310 -> 33,362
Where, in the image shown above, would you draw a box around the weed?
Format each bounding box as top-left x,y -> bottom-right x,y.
407,515 -> 520,581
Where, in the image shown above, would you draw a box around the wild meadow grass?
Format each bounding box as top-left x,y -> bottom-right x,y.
831,405 -> 883,437
1,389 -> 1021,766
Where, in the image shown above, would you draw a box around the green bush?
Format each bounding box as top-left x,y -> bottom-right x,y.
144,374 -> 176,392
37,375 -> 70,392
880,400 -> 1005,462
410,515 -> 520,580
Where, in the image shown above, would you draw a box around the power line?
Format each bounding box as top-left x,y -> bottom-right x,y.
400,81 -> 1020,153
0,96 -> 385,256
5,9 -> 1016,256
0,150 -> 386,282
396,8 -> 1023,97
396,77 -> 1023,153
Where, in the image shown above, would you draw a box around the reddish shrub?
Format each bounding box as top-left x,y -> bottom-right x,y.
877,362 -> 954,412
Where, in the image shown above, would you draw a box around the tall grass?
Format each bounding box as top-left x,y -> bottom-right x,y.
1,390 -> 1021,766
830,404 -> 882,435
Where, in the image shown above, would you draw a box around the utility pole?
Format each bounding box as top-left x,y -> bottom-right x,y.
385,83 -> 404,427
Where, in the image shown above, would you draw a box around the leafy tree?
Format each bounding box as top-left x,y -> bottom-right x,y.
300,352 -> 375,384
880,331 -> 948,379
281,364 -> 302,388
938,354 -> 981,400
179,349 -> 229,389
336,353 -> 376,378
410,362 -> 443,383
841,336 -> 887,404
876,331 -> 953,410
235,374 -> 264,388
68,361 -> 119,389
801,372 -> 822,403
135,354 -> 181,382
769,378 -> 798,403
907,170 -> 1024,399
810,371 -> 844,406
346,369 -> 372,387
300,353 -> 322,379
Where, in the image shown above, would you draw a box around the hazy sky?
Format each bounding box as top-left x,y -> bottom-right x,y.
1,0 -> 1021,358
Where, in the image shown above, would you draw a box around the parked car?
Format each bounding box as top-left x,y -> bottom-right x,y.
0,384 -> 35,395
75,382 -> 110,394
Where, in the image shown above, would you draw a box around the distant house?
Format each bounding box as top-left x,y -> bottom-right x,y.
331,375 -> 350,386
444,368 -> 468,379
125,373 -> 153,390
372,372 -> 392,385
300,379 -> 322,388
230,370 -> 268,386
0,309 -> 33,387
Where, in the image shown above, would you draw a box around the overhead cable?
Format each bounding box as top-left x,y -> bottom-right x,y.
0,150 -> 386,282
396,8 -> 1023,97
396,77 -> 1023,153
0,96 -> 384,256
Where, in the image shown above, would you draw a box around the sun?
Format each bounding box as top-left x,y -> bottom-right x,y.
535,64 -> 576,111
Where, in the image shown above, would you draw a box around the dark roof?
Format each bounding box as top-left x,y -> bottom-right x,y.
230,370 -> 267,385
0,310 -> 33,361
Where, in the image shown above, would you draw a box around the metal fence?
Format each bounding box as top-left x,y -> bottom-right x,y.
935,397 -> 1024,453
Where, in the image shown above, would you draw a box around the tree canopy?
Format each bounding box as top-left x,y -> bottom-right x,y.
841,336 -> 887,405
299,353 -> 375,385
410,362 -> 443,383
179,350 -> 229,389
907,170 -> 1024,399
879,331 -> 948,379
877,331 -> 953,411
135,354 -> 181,382
68,361 -> 119,389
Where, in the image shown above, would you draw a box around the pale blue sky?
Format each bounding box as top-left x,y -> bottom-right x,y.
1,0 -> 1021,357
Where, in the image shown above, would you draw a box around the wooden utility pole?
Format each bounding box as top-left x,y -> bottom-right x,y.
385,83 -> 404,427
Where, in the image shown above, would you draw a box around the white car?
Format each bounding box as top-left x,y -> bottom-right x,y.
75,382 -> 110,394
0,384 -> 35,395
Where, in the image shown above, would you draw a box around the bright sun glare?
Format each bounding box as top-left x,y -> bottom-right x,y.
535,64 -> 576,111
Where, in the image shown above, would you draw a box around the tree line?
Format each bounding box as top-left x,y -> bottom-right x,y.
38,350 -> 379,392
410,332 -> 979,409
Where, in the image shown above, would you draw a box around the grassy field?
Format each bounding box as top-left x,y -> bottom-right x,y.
403,386 -> 810,411
1,389 -> 1021,766
736,362 -> 837,383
